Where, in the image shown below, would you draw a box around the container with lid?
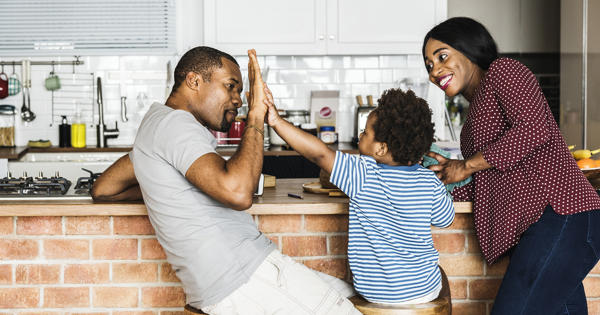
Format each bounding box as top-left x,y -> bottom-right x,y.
286,110 -> 309,126
319,126 -> 337,144
269,110 -> 288,146
0,105 -> 16,147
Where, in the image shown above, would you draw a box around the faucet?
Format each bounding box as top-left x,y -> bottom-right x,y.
96,77 -> 119,148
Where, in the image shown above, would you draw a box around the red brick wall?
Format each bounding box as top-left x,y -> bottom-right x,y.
0,214 -> 598,315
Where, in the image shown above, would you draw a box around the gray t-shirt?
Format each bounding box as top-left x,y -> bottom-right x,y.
130,103 -> 274,307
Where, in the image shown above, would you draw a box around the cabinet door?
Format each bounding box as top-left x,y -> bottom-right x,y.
326,0 -> 447,55
204,0 -> 326,55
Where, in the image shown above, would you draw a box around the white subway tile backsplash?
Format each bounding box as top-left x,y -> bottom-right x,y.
365,69 -> 383,83
338,69 -> 364,83
350,84 -> 380,97
278,70 -> 311,84
349,56 -> 379,69
294,56 -> 323,69
407,54 -> 425,68
265,56 -> 294,69
8,53 -> 445,146
379,56 -> 407,68
322,56 -> 346,69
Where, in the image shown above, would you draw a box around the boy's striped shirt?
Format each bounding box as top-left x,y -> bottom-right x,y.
330,151 -> 454,303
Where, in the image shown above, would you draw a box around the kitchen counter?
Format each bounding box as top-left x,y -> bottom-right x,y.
0,178 -> 472,216
1,143 -> 359,159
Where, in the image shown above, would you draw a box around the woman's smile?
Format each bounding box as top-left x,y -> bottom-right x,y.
437,74 -> 453,90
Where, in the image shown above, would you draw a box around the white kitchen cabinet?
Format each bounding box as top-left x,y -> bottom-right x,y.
204,0 -> 447,55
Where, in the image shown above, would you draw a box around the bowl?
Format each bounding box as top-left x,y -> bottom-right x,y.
583,167 -> 600,189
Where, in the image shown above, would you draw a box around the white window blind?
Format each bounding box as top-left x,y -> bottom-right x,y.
0,0 -> 176,55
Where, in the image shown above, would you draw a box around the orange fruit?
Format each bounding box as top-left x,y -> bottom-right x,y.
577,158 -> 596,169
595,159 -> 600,168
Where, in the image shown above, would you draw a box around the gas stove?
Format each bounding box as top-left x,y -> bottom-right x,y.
0,168 -> 100,201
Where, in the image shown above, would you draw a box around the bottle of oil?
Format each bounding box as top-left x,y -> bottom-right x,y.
71,111 -> 86,148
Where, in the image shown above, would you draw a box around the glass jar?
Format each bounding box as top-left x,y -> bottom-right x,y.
269,110 -> 288,146
0,105 -> 16,147
286,110 -> 309,127
319,126 -> 337,144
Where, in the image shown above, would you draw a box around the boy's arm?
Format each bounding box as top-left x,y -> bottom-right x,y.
263,88 -> 336,173
431,181 -> 455,228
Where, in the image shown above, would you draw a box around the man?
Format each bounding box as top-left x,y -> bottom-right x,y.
92,47 -> 359,315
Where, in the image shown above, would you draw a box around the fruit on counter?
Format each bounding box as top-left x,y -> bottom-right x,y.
577,158 -> 599,170
568,145 -> 576,151
572,149 -> 600,160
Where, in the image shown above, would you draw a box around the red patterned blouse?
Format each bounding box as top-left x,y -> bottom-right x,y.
452,58 -> 600,264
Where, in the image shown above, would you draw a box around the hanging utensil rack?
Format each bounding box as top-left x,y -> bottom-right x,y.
50,72 -> 95,127
0,56 -> 84,67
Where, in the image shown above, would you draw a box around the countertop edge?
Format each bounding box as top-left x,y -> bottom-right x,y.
0,201 -> 472,216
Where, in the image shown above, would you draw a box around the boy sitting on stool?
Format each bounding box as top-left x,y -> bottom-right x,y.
264,88 -> 455,304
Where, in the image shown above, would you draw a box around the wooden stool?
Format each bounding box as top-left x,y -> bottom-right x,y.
350,267 -> 452,315
184,304 -> 208,315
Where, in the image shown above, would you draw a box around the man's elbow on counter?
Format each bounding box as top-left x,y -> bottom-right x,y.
90,186 -> 111,201
226,192 -> 254,211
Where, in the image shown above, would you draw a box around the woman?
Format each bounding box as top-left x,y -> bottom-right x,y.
422,17 -> 600,315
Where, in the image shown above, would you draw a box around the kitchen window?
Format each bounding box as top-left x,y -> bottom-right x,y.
0,0 -> 176,56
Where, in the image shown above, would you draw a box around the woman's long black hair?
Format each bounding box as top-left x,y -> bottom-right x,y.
422,17 -> 498,70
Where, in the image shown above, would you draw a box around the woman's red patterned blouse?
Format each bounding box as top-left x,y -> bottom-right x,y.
452,58 -> 600,264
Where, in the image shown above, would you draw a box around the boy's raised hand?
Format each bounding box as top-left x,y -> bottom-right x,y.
247,49 -> 268,115
262,86 -> 285,128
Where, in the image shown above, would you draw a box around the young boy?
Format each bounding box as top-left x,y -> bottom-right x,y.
264,88 -> 455,304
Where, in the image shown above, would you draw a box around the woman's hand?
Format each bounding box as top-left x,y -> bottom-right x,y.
426,152 -> 472,184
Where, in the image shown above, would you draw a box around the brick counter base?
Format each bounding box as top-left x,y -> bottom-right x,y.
0,214 -> 599,315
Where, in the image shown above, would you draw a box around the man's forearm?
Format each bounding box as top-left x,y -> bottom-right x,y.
94,185 -> 142,201
225,112 -> 265,193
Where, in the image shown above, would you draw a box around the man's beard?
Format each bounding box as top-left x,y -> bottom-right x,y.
219,111 -> 234,132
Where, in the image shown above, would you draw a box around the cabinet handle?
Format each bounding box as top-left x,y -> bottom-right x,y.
318,35 -> 325,40
329,35 -> 335,40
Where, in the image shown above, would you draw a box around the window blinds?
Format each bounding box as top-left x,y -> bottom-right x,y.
0,0 -> 175,55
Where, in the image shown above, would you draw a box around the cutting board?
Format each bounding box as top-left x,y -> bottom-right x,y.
302,182 -> 348,197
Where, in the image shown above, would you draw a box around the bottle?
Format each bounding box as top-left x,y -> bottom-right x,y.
71,111 -> 86,148
59,115 -> 71,147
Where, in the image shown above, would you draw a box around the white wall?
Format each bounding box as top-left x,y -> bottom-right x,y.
0,53 -> 445,147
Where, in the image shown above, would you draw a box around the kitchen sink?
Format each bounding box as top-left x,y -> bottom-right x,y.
8,152 -> 126,181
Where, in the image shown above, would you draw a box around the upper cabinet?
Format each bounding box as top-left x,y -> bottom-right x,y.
448,0 -> 559,53
203,0 -> 447,55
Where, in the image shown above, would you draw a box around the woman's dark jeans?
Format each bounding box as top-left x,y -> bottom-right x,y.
491,206 -> 600,315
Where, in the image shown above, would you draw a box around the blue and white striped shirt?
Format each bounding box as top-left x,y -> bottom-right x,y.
330,152 -> 455,303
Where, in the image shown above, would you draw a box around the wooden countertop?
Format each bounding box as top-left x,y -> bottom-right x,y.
0,178 -> 472,216
2,143 -> 359,159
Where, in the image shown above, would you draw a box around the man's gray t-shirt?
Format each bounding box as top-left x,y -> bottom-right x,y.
130,103 -> 275,308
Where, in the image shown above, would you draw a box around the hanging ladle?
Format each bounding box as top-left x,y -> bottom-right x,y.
20,60 -> 35,122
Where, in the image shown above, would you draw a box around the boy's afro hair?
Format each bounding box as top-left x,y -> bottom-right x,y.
372,88 -> 434,164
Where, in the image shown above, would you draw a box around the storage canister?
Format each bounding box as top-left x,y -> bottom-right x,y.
286,110 -> 309,126
0,105 -> 15,147
319,126 -> 337,144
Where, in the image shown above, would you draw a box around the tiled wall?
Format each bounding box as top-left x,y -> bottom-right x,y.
0,54 -> 445,147
1,214 -> 599,315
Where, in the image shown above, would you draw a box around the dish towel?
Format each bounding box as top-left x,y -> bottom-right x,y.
422,143 -> 472,198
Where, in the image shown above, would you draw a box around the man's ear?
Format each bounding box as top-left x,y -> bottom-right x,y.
185,72 -> 201,90
375,142 -> 388,157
